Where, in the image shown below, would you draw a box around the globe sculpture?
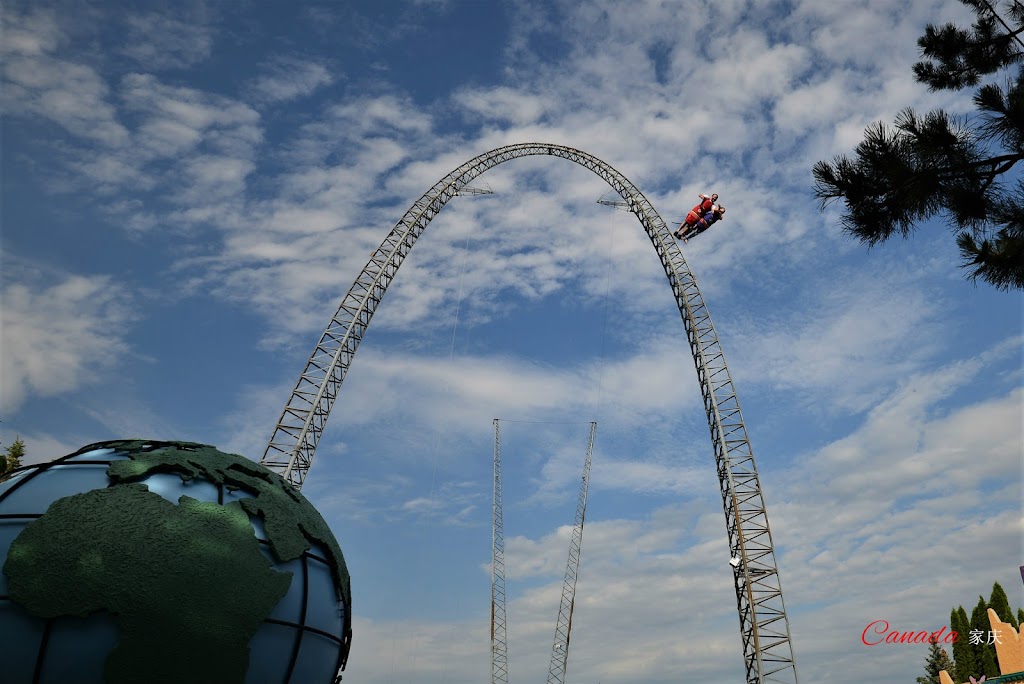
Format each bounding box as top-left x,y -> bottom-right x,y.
0,440 -> 352,684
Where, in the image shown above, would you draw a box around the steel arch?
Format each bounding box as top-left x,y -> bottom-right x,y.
260,142 -> 799,684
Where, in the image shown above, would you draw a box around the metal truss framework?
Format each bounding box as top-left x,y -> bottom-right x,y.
491,419 -> 509,684
546,421 -> 596,684
260,142 -> 798,684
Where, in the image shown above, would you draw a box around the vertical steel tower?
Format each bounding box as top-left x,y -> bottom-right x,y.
546,421 -> 596,684
492,420 -> 596,684
491,419 -> 509,684
260,143 -> 799,684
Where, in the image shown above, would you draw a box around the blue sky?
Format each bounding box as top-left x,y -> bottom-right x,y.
1,1 -> 1022,683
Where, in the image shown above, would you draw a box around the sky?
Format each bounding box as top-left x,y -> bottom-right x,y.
1,0 -> 1022,683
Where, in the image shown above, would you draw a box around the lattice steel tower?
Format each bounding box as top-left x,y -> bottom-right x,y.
259,143 -> 799,684
546,421 -> 596,684
491,419 -> 509,684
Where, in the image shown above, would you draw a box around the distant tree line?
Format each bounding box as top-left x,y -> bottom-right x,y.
917,581 -> 1023,684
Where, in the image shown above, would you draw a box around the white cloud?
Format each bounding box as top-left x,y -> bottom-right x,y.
454,86 -> 550,125
0,8 -> 262,215
0,9 -> 128,147
325,93 -> 435,138
774,71 -> 859,134
792,0 -> 972,72
726,261 -> 950,412
786,342 -> 1023,508
765,357 -> 1022,681
248,55 -> 335,103
0,270 -> 135,412
0,7 -> 62,56
399,481 -> 482,526
67,72 -> 263,214
120,74 -> 261,153
704,30 -> 812,109
329,340 -> 701,436
118,12 -> 214,70
343,616 -> 489,684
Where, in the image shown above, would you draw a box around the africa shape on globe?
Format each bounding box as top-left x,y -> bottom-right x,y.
0,440 -> 352,684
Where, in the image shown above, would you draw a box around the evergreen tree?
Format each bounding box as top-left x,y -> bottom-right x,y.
2,436 -> 25,474
918,640 -> 956,684
952,606 -> 978,683
947,584 -> 1024,680
970,596 -> 1000,677
989,581 -> 1019,630
813,0 -> 1024,290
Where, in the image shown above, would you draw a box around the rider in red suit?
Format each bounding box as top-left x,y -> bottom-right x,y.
694,193 -> 717,215
676,205 -> 725,242
675,193 -> 717,240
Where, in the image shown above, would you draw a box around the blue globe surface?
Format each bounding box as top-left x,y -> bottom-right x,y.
0,440 -> 352,684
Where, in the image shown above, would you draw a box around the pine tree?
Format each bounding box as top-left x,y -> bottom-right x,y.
989,581 -> 1019,629
971,596 -> 1000,677
947,584 -> 1024,680
3,436 -> 25,474
813,0 -> 1024,290
952,606 -> 978,683
918,640 -> 956,684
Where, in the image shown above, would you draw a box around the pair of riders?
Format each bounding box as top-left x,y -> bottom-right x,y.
674,192 -> 725,241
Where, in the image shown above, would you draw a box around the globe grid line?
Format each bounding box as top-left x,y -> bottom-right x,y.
254,141 -> 798,683
0,441 -> 351,684
284,539 -> 311,682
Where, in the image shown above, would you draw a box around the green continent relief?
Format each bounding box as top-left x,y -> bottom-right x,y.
104,440 -> 351,610
4,484 -> 292,684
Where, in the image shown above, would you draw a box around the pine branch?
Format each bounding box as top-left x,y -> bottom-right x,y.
814,0 -> 1024,288
915,1 -> 1024,89
977,0 -> 1024,51
921,154 -> 1023,191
